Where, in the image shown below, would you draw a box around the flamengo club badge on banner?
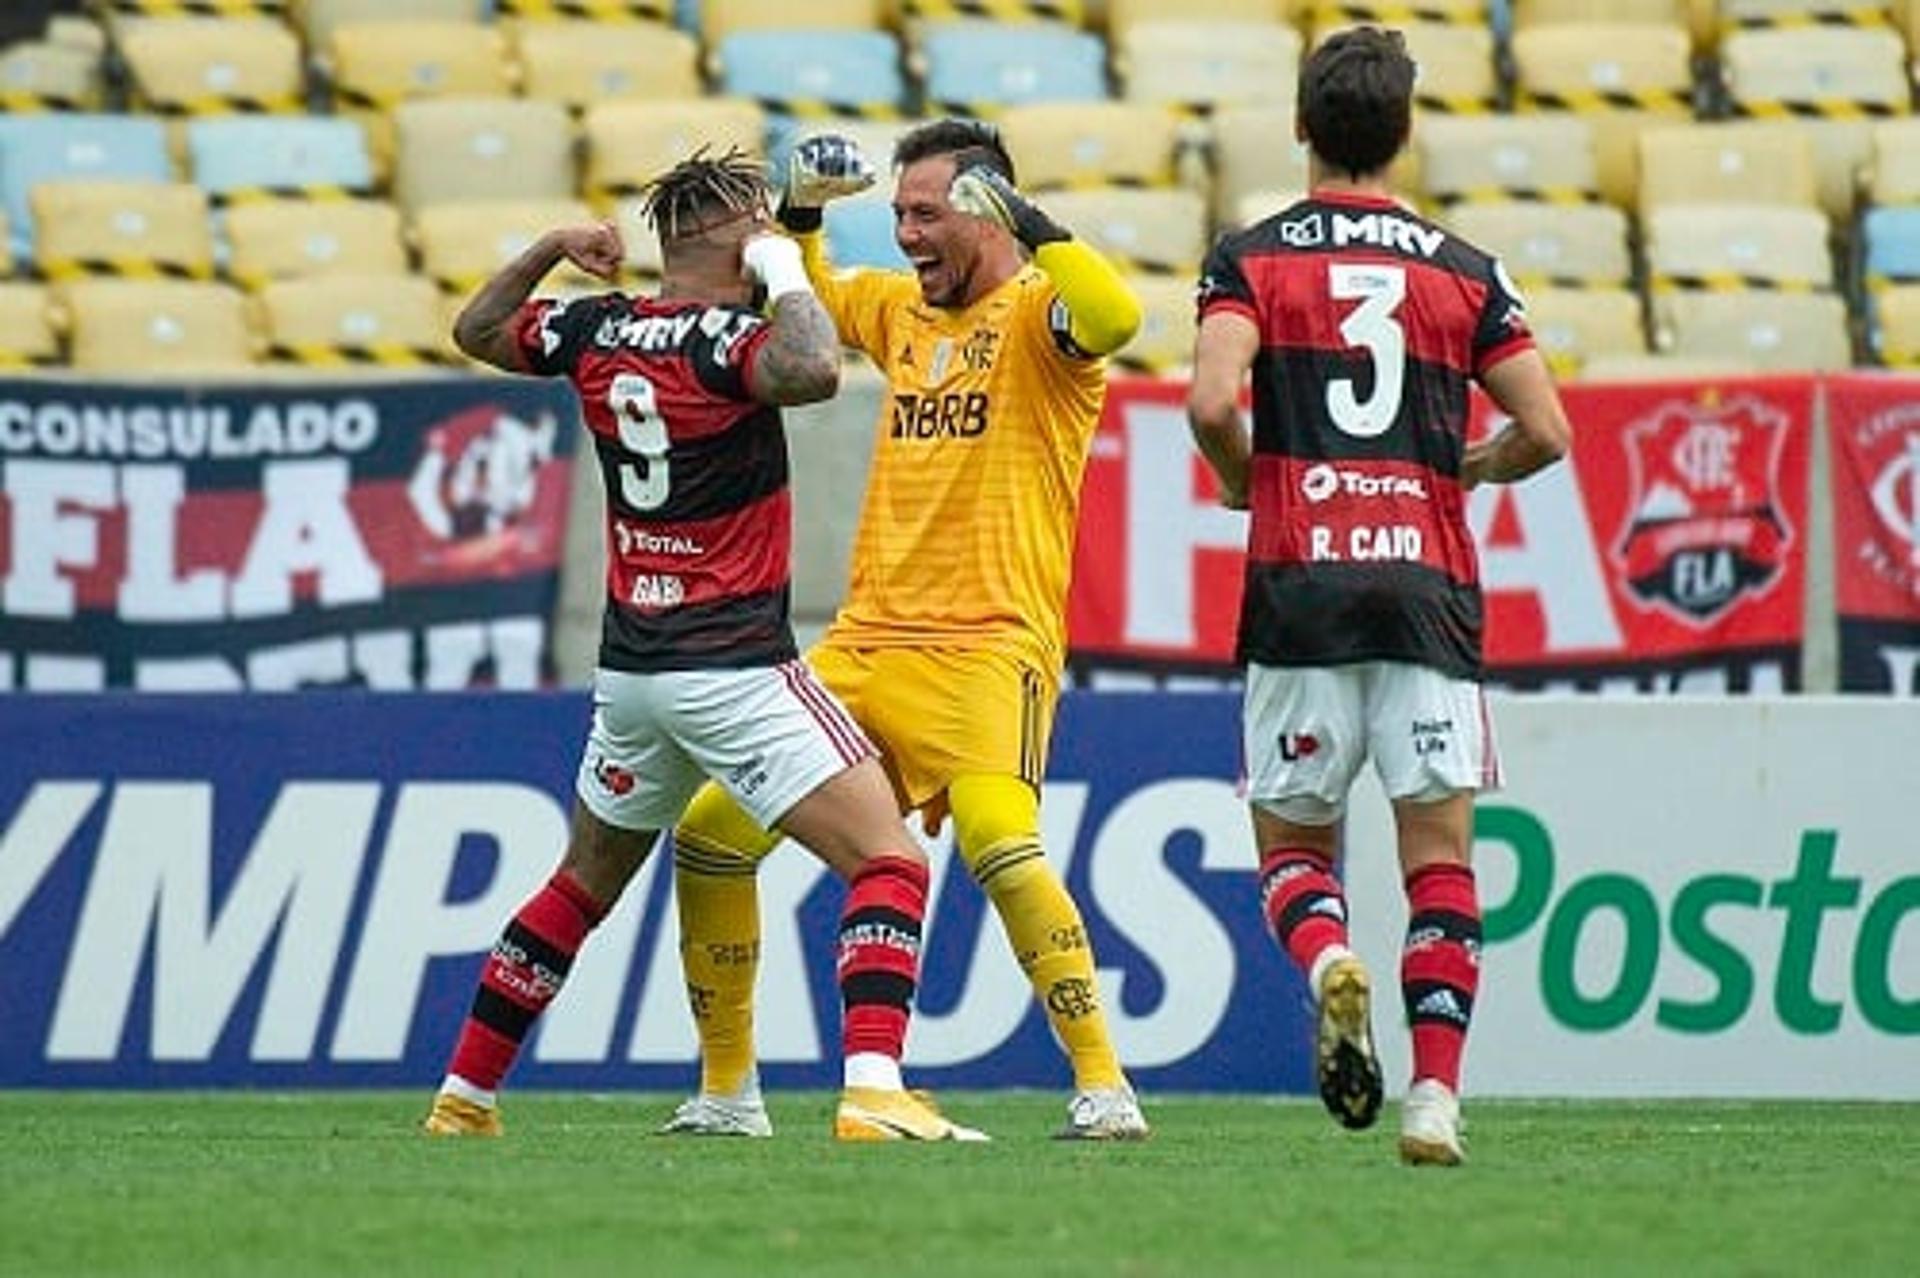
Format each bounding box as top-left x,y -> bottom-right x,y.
1825,375 -> 1920,694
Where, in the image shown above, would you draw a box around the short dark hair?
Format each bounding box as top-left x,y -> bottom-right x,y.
639,145 -> 769,243
893,117 -> 1018,186
1298,27 -> 1416,180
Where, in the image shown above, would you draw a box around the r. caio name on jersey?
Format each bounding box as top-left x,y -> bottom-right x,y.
1310,524 -> 1424,562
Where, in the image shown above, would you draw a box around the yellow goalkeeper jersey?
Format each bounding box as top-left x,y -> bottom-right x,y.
800,233 -> 1109,673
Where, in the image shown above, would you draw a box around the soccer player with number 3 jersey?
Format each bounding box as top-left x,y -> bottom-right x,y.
662,120 -> 1155,1142
1188,29 -> 1573,1166
421,149 -> 984,1143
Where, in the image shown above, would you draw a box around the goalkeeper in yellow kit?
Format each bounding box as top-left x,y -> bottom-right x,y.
661,119 -> 1151,1140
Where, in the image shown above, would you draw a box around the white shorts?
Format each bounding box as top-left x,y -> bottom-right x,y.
1243,661 -> 1502,825
574,660 -> 876,833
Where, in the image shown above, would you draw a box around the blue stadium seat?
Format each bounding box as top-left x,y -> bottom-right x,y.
717,30 -> 903,116
0,114 -> 170,258
186,116 -> 375,204
1863,206 -> 1920,285
919,22 -> 1108,114
825,195 -> 906,269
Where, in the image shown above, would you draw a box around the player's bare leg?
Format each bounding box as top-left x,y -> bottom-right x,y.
1393,793 -> 1478,1167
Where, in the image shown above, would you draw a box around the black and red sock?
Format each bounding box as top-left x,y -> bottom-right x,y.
836,855 -> 928,1063
1401,862 -> 1481,1091
1258,846 -> 1350,977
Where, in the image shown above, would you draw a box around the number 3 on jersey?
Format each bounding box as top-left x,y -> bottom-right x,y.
610,372 -> 670,509
1326,262 -> 1406,439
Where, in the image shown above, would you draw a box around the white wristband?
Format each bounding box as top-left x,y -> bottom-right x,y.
743,235 -> 813,303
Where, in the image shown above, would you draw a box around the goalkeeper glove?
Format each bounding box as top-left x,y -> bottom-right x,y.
778,134 -> 876,233
949,165 -> 1069,250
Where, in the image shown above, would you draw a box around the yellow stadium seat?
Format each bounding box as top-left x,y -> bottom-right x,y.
497,0 -> 674,21
1869,119 -> 1920,206
1307,1 -> 1487,27
1512,0 -> 1688,25
414,198 -> 598,293
0,284 -> 58,367
300,0 -> 487,50
1637,122 -> 1818,215
1521,285 -> 1646,376
1643,203 -> 1833,290
1651,289 -> 1853,370
257,273 -> 450,366
583,98 -> 766,205
1036,187 -> 1210,274
1416,114 -> 1599,203
330,21 -> 512,171
1229,187 -> 1308,228
1440,200 -> 1632,287
225,198 -> 410,287
60,279 -> 255,373
607,198 -> 668,280
1576,352 -> 1756,382
999,102 -> 1182,190
1118,20 -> 1302,112
30,181 -> 214,282
1311,20 -> 1498,114
703,0 -> 885,46
1112,274 -> 1196,375
1107,0 -> 1292,37
116,18 -> 304,117
1717,0 -> 1896,28
392,97 -> 576,215
1720,26 -> 1908,217
512,21 -> 701,110
0,39 -> 105,112
894,0 -> 1088,22
1874,283 -> 1920,365
1211,104 -> 1309,224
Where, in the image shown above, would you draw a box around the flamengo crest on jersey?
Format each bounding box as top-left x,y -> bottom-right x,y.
512,291 -> 796,673
1198,193 -> 1535,680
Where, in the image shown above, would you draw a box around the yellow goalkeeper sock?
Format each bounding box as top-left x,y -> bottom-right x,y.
951,774 -> 1126,1091
672,782 -> 780,1097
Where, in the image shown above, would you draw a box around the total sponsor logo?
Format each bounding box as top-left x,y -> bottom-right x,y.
1300,463 -> 1430,505
614,522 -> 704,560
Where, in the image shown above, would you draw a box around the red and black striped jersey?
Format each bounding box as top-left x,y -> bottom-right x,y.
1197,191 -> 1534,679
512,290 -> 795,673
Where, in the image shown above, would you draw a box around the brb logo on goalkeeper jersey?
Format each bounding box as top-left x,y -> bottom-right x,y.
891,391 -> 989,439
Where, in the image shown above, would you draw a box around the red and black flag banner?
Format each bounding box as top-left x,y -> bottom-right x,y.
1825,375 -> 1920,695
0,377 -> 579,690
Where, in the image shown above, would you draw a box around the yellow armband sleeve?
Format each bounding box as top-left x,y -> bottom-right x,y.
1032,238 -> 1143,358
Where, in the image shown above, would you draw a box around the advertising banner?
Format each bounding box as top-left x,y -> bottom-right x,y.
0,691 -> 1310,1093
1824,374 -> 1920,694
0,377 -> 579,691
1069,376 -> 1814,692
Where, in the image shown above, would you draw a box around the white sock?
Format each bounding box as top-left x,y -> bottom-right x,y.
440,1074 -> 496,1108
844,1052 -> 903,1092
1309,944 -> 1356,1003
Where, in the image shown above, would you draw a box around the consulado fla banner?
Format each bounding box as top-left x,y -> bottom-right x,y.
1825,375 -> 1920,694
1069,376 -> 1811,692
0,376 -> 579,691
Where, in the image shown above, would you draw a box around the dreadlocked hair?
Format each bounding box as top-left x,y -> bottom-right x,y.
639,146 -> 769,243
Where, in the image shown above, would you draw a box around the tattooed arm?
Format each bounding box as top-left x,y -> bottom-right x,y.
741,234 -> 842,407
453,223 -> 623,373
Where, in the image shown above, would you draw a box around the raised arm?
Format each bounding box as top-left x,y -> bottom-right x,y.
741,234 -> 841,407
452,223 -> 623,373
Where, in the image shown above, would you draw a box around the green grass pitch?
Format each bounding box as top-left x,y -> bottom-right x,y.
2,1093 -> 1916,1277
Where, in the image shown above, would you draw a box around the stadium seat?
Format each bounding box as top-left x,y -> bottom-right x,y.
1867,118 -> 1920,206
1651,289 -> 1853,370
1210,104 -> 1309,223
1511,0 -> 1688,25
999,102 -> 1181,190
299,0 -> 486,51
1416,114 -> 1599,203
116,18 -> 304,117
703,0 -> 886,46
512,21 -> 701,110
1510,21 -> 1694,205
225,198 -> 409,287
583,99 -> 766,205
1521,285 -> 1647,376
1441,200 -> 1632,287
392,98 -> 576,215
414,198 -> 598,293
1720,27 -> 1909,218
918,22 -> 1108,115
0,38 -> 105,112
1577,352 -> 1756,381
823,191 -> 907,269
717,30 -> 904,118
1872,282 -> 1920,365
1105,0 -> 1291,36
0,283 -> 57,367
186,115 -> 374,203
1038,188 -> 1208,274
0,114 -> 172,259
894,0 -> 1089,20
1111,273 -> 1194,374
30,181 -> 214,283
1117,20 -> 1301,112
1229,188 -> 1306,228
60,279 -> 255,372
1643,204 -> 1833,290
1863,206 -> 1920,285
256,272 -> 450,366
1637,123 -> 1818,215
496,0 -> 673,22
1313,20 -> 1497,114
328,21 -> 512,169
